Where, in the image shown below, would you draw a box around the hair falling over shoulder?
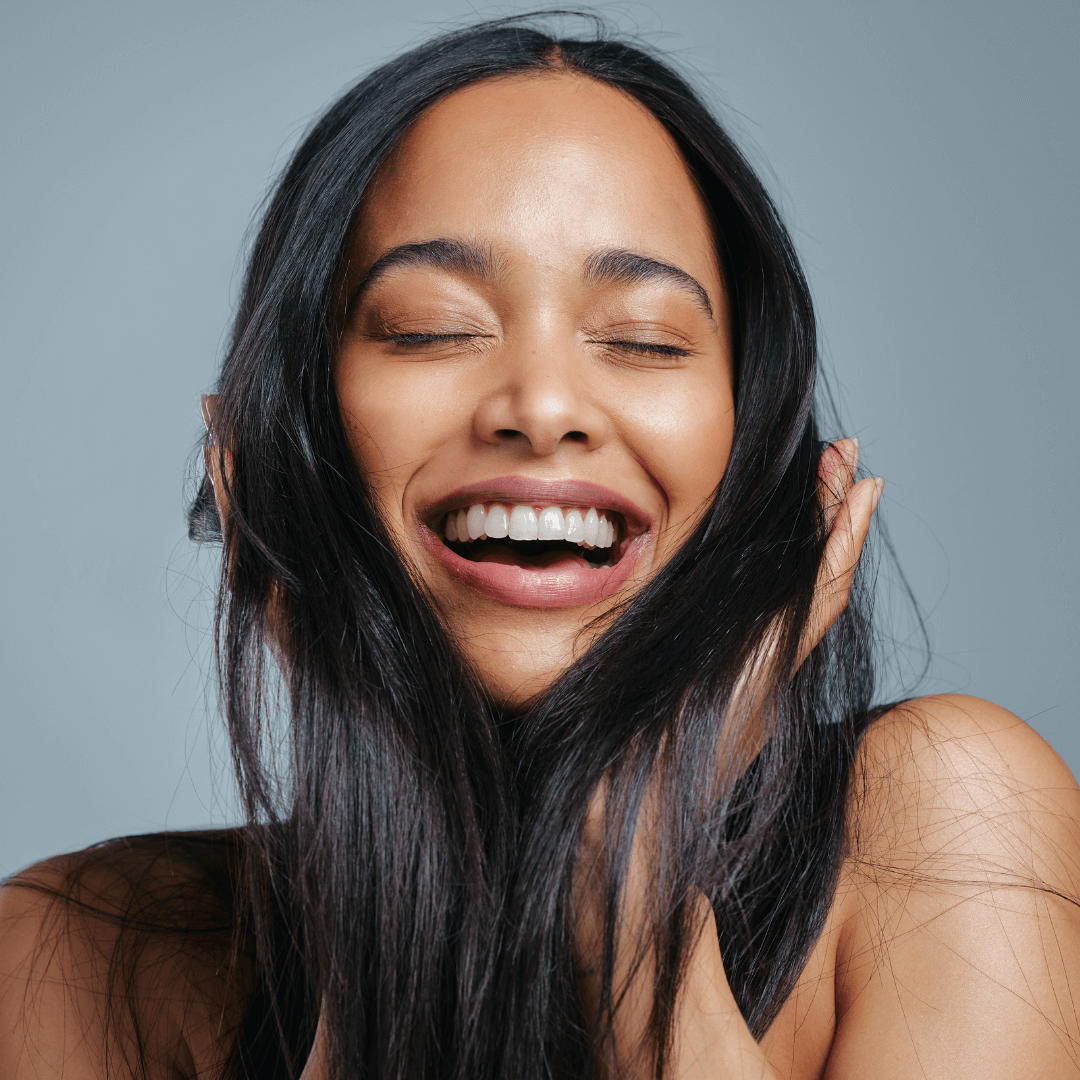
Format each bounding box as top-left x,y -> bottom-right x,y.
183,13 -> 882,1080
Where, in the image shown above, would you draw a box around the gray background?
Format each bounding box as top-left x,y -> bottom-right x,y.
2,1 -> 1076,877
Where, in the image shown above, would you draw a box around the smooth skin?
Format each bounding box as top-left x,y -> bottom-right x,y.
3,72 -> 1078,1079
332,72 -> 743,705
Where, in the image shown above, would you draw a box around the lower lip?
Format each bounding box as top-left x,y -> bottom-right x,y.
419,524 -> 651,608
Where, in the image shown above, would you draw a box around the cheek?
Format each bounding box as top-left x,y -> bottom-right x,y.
618,374 -> 735,522
335,359 -> 466,497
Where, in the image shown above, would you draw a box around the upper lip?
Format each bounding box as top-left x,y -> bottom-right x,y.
421,476 -> 653,536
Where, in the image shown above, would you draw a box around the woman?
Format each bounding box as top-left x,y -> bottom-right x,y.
2,14 -> 1077,1079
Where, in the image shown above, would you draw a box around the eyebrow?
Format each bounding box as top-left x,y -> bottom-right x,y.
583,249 -> 714,321
349,238 -> 501,306
348,238 -> 714,321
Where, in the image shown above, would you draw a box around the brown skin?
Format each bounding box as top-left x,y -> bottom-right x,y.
2,73 -> 1077,1080
333,73 -> 748,706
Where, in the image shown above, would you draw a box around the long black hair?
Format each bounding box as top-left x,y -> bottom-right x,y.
183,12 -> 878,1079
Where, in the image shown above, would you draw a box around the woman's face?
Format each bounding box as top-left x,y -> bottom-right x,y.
335,73 -> 735,706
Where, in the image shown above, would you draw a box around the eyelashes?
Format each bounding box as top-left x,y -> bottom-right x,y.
598,339 -> 690,359
384,332 -> 691,360
386,332 -> 478,346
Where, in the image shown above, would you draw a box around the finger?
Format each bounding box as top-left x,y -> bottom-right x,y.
799,475 -> 883,665
199,393 -> 218,436
816,437 -> 859,533
814,474 -> 881,635
200,394 -> 232,526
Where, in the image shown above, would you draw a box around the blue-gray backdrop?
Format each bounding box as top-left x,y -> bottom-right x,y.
2,1 -> 1076,876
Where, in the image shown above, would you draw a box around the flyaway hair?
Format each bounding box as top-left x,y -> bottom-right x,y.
180,12 -> 887,1079
12,12 -> 886,1080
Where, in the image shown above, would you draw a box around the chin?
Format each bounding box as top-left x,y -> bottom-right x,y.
437,598 -> 600,710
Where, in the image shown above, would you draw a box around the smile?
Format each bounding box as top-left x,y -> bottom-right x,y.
419,478 -> 654,608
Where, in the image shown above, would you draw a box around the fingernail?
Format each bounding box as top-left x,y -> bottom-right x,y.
871,477 -> 884,512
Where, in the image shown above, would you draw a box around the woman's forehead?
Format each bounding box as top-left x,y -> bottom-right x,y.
353,73 -> 719,285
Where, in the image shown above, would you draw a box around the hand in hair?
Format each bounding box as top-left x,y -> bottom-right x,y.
574,438 -> 882,1079
801,438 -> 882,668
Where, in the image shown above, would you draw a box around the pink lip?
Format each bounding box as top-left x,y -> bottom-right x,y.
418,475 -> 655,609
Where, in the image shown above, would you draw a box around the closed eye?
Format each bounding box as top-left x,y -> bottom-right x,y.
595,340 -> 691,359
388,332 -> 479,346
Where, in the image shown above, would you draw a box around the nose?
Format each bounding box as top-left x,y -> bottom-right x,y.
472,344 -> 608,458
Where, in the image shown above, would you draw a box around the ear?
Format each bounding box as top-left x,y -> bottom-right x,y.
200,394 -> 232,527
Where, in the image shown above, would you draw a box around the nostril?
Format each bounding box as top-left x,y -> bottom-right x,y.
495,428 -> 526,440
563,430 -> 587,443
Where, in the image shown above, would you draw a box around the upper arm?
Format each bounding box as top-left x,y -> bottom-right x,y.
826,694 -> 1080,1079
0,867 -> 109,1079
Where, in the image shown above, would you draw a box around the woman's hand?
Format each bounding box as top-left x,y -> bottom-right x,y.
668,892 -> 780,1079
668,441 -> 883,1077
575,440 -> 883,1078
200,393 -> 233,527
799,438 -> 882,666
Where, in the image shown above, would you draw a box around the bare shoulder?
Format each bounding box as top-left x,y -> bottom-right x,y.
859,693 -> 1078,792
849,693 -> 1080,893
0,856 -> 92,1078
0,851 -> 140,1079
822,695 -> 1080,1079
0,834 -> 249,1080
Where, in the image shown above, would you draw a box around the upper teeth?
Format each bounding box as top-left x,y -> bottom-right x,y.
445,504 -> 617,549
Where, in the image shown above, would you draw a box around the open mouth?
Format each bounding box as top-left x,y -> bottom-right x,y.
441,503 -> 622,571
419,484 -> 652,609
